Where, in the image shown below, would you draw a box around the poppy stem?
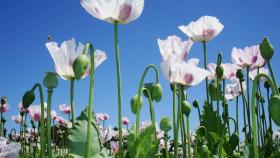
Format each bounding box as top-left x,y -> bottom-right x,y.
164,133 -> 169,158
172,84 -> 178,158
203,41 -> 209,104
84,43 -> 95,158
47,89 -> 53,158
246,67 -> 252,141
267,60 -> 279,95
113,21 -> 123,158
70,79 -> 75,125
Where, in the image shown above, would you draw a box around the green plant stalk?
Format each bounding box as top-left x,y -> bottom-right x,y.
84,43 -> 95,158
114,21 -> 123,158
47,89 -> 53,158
256,101 -> 261,146
203,41 -> 209,104
246,67 -> 253,141
251,73 -> 278,158
164,133 -> 169,158
266,88 -> 272,130
216,78 -> 220,138
176,85 -> 183,157
172,84 -> 178,158
142,88 -> 157,137
31,83 -> 45,158
135,64 -> 159,137
180,108 -> 186,158
186,116 -> 191,158
236,96 -> 239,135
70,78 -> 75,124
197,106 -> 202,124
239,79 -> 248,141
267,60 -> 279,95
222,79 -> 231,137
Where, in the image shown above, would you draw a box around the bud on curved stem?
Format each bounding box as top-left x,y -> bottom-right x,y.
217,52 -> 223,66
259,37 -> 274,61
135,64 -> 160,137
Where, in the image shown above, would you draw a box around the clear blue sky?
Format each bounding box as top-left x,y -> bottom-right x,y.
0,0 -> 280,134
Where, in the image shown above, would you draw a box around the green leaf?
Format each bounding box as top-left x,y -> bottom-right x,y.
68,108 -> 112,158
209,80 -> 223,101
126,126 -> 160,158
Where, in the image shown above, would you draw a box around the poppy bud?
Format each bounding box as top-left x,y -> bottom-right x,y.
181,101 -> 191,117
217,52 -> 222,66
236,69 -> 244,80
216,65 -> 224,79
268,95 -> 280,126
197,126 -> 207,137
72,54 -> 90,80
160,117 -> 172,132
201,144 -> 209,153
264,80 -> 271,89
259,37 -> 274,61
229,132 -> 239,151
0,97 -> 7,105
152,83 -> 163,102
192,100 -> 199,108
143,83 -> 153,98
22,90 -> 35,109
43,72 -> 58,89
130,94 -> 143,114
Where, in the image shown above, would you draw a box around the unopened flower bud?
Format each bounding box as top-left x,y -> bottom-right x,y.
181,101 -> 191,117
152,83 -> 163,102
197,126 -> 207,137
130,94 -> 143,114
160,117 -> 172,132
22,90 -> 35,109
192,100 -> 199,108
216,65 -> 224,79
236,69 -> 244,80
43,72 -> 58,89
0,97 -> 7,105
73,54 -> 90,80
143,83 -> 153,98
264,80 -> 271,89
259,37 -> 274,61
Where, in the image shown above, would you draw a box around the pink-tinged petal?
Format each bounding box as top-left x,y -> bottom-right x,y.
207,63 -> 217,80
59,104 -> 71,114
0,103 -> 9,113
232,45 -> 262,68
157,35 -> 193,61
186,58 -> 199,66
249,68 -> 269,81
28,105 -> 46,122
122,117 -> 130,125
179,16 -> 224,42
51,110 -> 58,120
118,4 -> 132,22
11,115 -> 23,124
225,80 -> 244,100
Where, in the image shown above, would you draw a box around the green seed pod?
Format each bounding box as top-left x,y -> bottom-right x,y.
268,95 -> 280,126
160,117 -> 172,132
72,54 -> 90,80
130,94 -> 143,115
43,72 -> 58,89
197,126 -> 207,137
181,101 -> 191,117
264,80 -> 271,89
192,100 -> 199,108
152,83 -> 163,102
216,65 -> 224,79
236,69 -> 244,80
22,90 -> 35,109
229,132 -> 239,152
201,144 -> 208,153
0,97 -> 7,105
259,37 -> 274,61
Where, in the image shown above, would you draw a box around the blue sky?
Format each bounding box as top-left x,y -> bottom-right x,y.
0,0 -> 280,135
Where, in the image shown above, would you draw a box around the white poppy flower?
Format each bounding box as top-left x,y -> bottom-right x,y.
81,0 -> 144,24
157,35 -> 193,61
249,67 -> 269,81
179,16 -> 224,42
46,38 -> 107,80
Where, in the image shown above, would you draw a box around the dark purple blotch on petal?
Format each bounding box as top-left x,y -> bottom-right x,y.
184,73 -> 194,85
118,3 -> 132,22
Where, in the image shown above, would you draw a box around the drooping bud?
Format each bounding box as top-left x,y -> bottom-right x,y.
264,80 -> 271,89
152,83 -> 163,102
22,90 -> 35,109
236,69 -> 244,80
160,117 -> 172,132
130,94 -> 143,115
72,54 -> 90,80
197,126 -> 207,137
0,97 -> 7,105
268,95 -> 280,126
229,132 -> 239,151
259,37 -> 274,61
43,72 -> 58,89
181,101 -> 191,117
192,100 -> 199,108
143,83 -> 153,98
216,65 -> 224,79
